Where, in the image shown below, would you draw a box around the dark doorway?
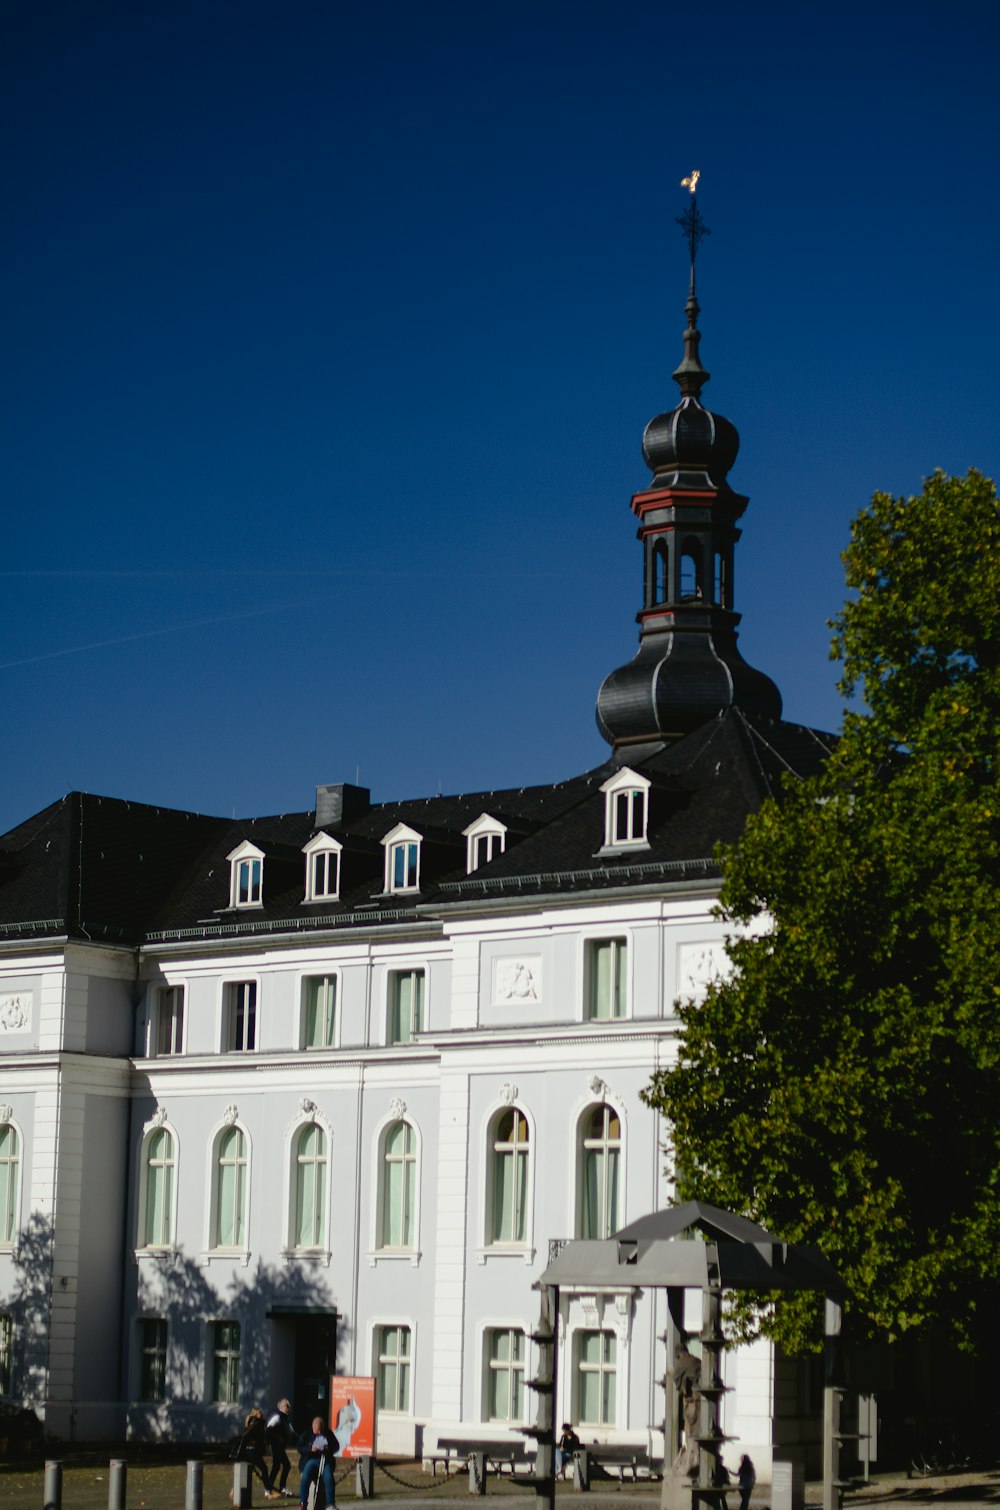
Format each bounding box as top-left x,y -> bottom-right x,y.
267,1309 -> 339,1432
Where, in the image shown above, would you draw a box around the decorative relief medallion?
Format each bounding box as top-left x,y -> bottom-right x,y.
493,957 -> 541,1005
677,942 -> 730,1004
500,1082 -> 519,1106
0,1104 -> 12,1125
150,1105 -> 168,1129
222,1104 -> 239,1127
588,1075 -> 608,1099
0,994 -> 30,1033
388,1097 -> 407,1121
300,1097 -> 317,1117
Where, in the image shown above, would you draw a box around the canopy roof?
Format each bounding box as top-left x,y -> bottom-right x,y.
539,1199 -> 843,1295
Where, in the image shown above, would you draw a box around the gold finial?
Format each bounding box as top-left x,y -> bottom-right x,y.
680,170 -> 701,194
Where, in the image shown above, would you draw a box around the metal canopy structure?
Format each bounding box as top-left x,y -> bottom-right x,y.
539,1199 -> 843,1296
529,1201 -> 846,1510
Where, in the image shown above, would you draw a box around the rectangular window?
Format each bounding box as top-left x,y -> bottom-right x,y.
587,939 -> 627,1020
577,1329 -> 616,1425
391,842 -> 419,891
237,857 -> 262,905
311,849 -> 340,900
613,789 -> 644,844
225,982 -> 257,1052
303,976 -> 338,1049
0,1312 -> 12,1397
376,1324 -> 411,1414
486,1328 -> 525,1422
388,969 -> 425,1044
140,1318 -> 167,1401
473,833 -> 502,869
155,986 -> 185,1055
211,1320 -> 241,1404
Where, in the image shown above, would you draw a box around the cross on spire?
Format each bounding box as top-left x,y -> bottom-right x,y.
675,170 -> 710,290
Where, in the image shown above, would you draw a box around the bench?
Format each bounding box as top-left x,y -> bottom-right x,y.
573,1443 -> 662,1490
429,1435 -> 533,1488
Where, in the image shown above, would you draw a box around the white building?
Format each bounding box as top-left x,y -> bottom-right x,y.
0,272 -> 833,1476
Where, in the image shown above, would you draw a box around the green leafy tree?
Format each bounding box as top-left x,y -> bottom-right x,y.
643,470 -> 1000,1352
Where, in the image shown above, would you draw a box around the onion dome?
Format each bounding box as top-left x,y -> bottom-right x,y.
594,189 -> 782,756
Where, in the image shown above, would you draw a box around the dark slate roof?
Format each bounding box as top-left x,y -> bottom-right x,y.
0,711 -> 835,947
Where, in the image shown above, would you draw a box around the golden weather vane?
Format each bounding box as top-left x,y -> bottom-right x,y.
676,169 -> 709,285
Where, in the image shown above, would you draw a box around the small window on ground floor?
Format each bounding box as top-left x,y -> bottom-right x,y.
485,1327 -> 525,1422
211,1320 -> 241,1404
140,1318 -> 167,1401
576,1329 -> 617,1426
376,1325 -> 411,1414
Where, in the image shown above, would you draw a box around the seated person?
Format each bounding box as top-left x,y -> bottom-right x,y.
557,1423 -> 581,1477
297,1416 -> 338,1509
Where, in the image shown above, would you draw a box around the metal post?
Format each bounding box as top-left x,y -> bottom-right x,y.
355,1456 -> 374,1498
232,1460 -> 252,1509
823,1297 -> 843,1510
108,1459 -> 127,1510
185,1460 -> 204,1510
43,1461 -> 62,1510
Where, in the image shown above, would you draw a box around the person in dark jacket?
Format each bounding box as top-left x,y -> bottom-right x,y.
297,1416 -> 337,1509
237,1408 -> 271,1498
265,1397 -> 296,1496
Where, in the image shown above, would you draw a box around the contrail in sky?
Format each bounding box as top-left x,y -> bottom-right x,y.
0,602 -> 303,671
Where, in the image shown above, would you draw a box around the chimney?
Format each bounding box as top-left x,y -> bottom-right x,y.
315,783 -> 370,829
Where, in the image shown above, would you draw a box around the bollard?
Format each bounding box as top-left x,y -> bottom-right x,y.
185,1460 -> 204,1510
355,1456 -> 374,1498
574,1450 -> 590,1491
108,1459 -> 127,1510
468,1450 -> 486,1496
43,1460 -> 62,1510
232,1460 -> 252,1509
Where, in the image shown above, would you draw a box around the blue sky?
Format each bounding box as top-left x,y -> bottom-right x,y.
2,0 -> 998,833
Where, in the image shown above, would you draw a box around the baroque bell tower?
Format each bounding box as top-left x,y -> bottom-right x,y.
596,177 -> 782,757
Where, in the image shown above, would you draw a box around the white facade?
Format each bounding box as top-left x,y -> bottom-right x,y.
0,880 -> 815,1478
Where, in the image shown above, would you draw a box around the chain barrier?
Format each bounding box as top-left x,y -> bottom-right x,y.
375,1460 -> 462,1492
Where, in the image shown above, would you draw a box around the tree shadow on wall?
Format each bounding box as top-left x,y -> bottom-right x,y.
134,1246 -> 349,1440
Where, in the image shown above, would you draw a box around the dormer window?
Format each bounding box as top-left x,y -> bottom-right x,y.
599,768 -> 651,852
462,813 -> 508,874
302,834 -> 342,903
226,841 -> 265,908
381,823 -> 422,894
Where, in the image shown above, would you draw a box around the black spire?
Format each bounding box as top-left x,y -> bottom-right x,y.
595,173 -> 782,756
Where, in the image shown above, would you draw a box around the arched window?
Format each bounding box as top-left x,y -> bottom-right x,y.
578,1104 -> 621,1239
653,541 -> 669,604
140,1127 -> 174,1248
293,1122 -> 328,1249
489,1107 -> 530,1245
0,1124 -> 20,1246
680,545 -> 701,600
213,1126 -> 248,1249
380,1121 -> 416,1249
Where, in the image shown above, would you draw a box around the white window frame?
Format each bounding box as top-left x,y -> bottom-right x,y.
574,1327 -> 619,1427
486,1105 -> 531,1248
0,1121 -> 21,1248
209,1122 -> 250,1255
583,936 -> 629,1021
149,984 -> 185,1056
222,979 -> 259,1053
288,1118 -> 330,1255
377,1119 -> 417,1251
381,823 -> 422,894
300,973 -> 339,1050
209,1319 -> 241,1405
302,834 -> 342,903
373,1321 -> 413,1416
598,767 -> 651,852
386,967 -> 426,1045
226,840 -> 265,908
137,1121 -> 177,1252
483,1324 -> 527,1424
576,1101 -> 623,1240
462,813 -> 508,874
